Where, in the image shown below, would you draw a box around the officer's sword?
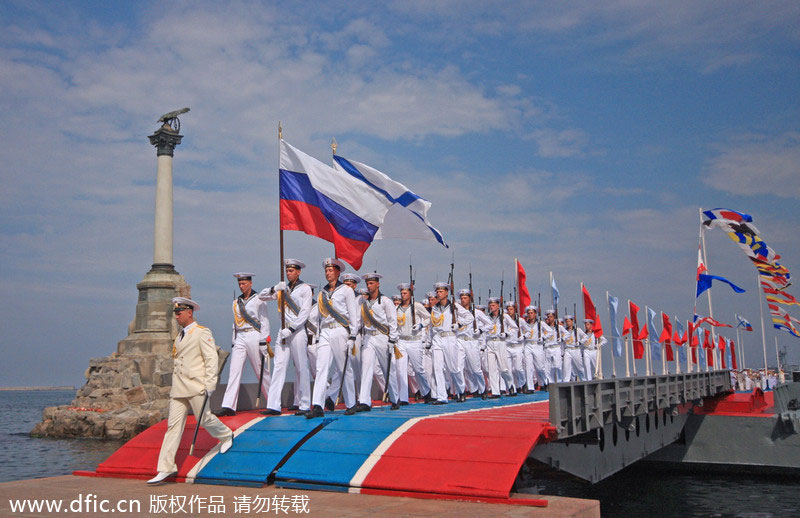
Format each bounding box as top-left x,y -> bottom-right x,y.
190,349 -> 230,456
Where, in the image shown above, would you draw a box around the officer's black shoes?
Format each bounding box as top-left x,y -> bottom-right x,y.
324,397 -> 335,412
260,408 -> 281,416
305,405 -> 324,419
213,407 -> 236,417
344,406 -> 358,415
355,403 -> 371,412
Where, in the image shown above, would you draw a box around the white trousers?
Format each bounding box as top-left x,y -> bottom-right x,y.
524,341 -> 548,387
507,343 -> 525,388
314,327 -> 355,408
400,339 -> 431,398
461,338 -> 485,394
267,328 -> 311,412
434,335 -> 466,395
545,345 -> 563,384
221,330 -> 270,410
563,347 -> 585,381
359,333 -> 393,406
430,347 -> 448,402
583,348 -> 598,381
388,340 -> 411,403
157,393 -> 232,473
486,339 -> 514,395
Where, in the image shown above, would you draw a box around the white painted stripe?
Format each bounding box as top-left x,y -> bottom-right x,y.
185,416 -> 268,482
348,400 -> 542,488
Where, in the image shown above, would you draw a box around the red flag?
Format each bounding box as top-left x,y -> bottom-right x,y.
730,340 -> 738,370
629,301 -> 644,359
622,316 -> 633,337
719,336 -> 727,369
581,285 -> 603,337
718,335 -> 726,351
705,329 -> 714,366
703,329 -> 711,349
661,313 -> 674,361
516,260 -> 531,312
691,345 -> 698,364
689,322 -> 699,347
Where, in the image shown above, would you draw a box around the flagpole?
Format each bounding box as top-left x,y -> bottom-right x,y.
278,123 -> 286,336
625,336 -> 632,377
775,336 -> 780,377
700,213 -> 719,370
757,271 -> 769,379
735,325 -> 741,371
607,291 -> 617,378
690,215 -> 704,374
644,305 -> 652,375
674,316 -> 681,374
628,299 -> 636,376
660,311 -> 667,375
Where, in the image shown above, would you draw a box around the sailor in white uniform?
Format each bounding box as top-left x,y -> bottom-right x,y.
474,303 -> 490,387
215,273 -> 270,417
258,259 -> 313,416
430,282 -> 473,403
542,309 -> 562,384
520,305 -> 546,391
577,319 -> 606,381
356,273 -> 399,411
325,273 -> 362,409
394,282 -> 431,405
505,300 -> 526,391
458,289 -> 486,397
308,258 -> 359,418
481,296 -> 517,398
562,315 -> 585,382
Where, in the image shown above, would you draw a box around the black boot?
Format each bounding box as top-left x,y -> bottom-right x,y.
305,405 -> 324,419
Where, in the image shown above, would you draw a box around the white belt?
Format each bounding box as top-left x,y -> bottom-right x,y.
546,344 -> 561,349
436,331 -> 455,337
564,345 -> 579,349
399,334 -> 419,341
323,322 -> 343,330
236,327 -> 255,332
363,329 -> 386,336
487,337 -> 504,342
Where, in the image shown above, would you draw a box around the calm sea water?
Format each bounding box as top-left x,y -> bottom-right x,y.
3,391 -> 800,517
0,390 -> 122,484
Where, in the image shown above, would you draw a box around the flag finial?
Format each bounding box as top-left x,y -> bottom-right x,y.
331,137 -> 337,155
278,122 -> 282,140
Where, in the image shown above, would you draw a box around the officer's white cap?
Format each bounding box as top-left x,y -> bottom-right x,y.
458,288 -> 471,297
362,272 -> 383,281
284,259 -> 306,269
397,282 -> 413,291
340,273 -> 361,283
433,281 -> 449,290
172,297 -> 199,311
233,272 -> 255,280
322,257 -> 346,272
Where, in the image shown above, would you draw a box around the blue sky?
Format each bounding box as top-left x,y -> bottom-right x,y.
2,1 -> 799,386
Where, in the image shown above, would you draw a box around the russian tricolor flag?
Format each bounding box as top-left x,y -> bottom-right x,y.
279,140 -> 447,270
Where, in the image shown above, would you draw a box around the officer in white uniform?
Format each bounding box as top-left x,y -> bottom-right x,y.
577,319 -> 607,381
148,298 -> 233,485
258,259 -> 313,416
520,305 -> 547,391
356,273 -> 399,411
542,309 -> 562,384
505,301 -> 525,391
215,273 -> 270,417
309,258 -> 359,418
481,297 -> 517,398
562,315 -> 585,381
430,282 -> 473,403
458,288 -> 486,397
394,282 -> 431,405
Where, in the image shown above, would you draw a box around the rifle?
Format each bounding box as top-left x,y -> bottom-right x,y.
500,273 -> 505,335
537,292 -> 542,343
514,286 -> 520,339
449,253 -> 456,325
469,265 -> 476,332
409,260 -> 416,327
575,302 -> 583,371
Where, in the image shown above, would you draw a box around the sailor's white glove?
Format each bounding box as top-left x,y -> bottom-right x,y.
472,329 -> 482,338
346,338 -> 356,351
273,281 -> 287,292
278,328 -> 293,341
499,332 -> 507,339
451,323 -> 459,331
412,323 -> 423,332
259,345 -> 268,356
205,388 -> 215,397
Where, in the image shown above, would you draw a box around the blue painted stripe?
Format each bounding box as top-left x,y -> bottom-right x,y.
279,169 -> 378,243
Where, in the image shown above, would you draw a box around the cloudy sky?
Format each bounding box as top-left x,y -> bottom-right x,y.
2,1 -> 799,386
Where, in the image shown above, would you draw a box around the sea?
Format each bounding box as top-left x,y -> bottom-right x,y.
2,390 -> 800,517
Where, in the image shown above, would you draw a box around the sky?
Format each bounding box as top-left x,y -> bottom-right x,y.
1,1 -> 799,387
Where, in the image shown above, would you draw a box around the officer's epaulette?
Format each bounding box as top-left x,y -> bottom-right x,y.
196,325 -> 207,329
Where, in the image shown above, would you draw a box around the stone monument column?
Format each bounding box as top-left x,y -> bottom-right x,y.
150,127 -> 180,271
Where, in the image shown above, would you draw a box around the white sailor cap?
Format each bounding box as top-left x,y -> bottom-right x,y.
564,314 -> 575,321
396,282 -> 413,291
525,305 -> 539,313
172,296 -> 199,312
362,272 -> 383,281
233,272 -> 255,280
392,294 -> 402,301
322,257 -> 346,272
284,259 -> 306,269
475,304 -> 487,311
356,287 -> 368,295
340,273 -> 361,283
584,318 -> 595,324
545,308 -> 556,315
433,281 -> 449,290
458,288 -> 471,297
558,318 -> 564,324
488,296 -> 501,303
426,290 -> 437,298
505,300 -> 516,308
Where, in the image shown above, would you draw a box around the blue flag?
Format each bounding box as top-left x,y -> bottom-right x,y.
551,274 -> 559,310
675,318 -> 687,364
696,273 -> 746,298
647,307 -> 661,365
608,295 -> 622,357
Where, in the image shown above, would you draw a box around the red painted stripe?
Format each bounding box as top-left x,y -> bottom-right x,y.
693,389 -> 775,417
360,487 -> 548,507
280,199 -> 370,269
361,401 -> 556,499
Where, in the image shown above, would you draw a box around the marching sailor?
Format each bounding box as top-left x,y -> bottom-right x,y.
149,298 -> 233,485
430,282 -> 473,403
356,273 -> 399,411
394,282 -> 431,406
458,288 -> 486,397
505,300 -> 525,392
562,315 -> 585,381
520,305 -> 547,391
310,258 -> 359,418
325,273 -> 363,410
258,259 -> 313,416
577,318 -> 606,381
542,309 -> 562,384
474,302 -> 491,391
482,297 -> 517,398
215,273 -> 270,417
